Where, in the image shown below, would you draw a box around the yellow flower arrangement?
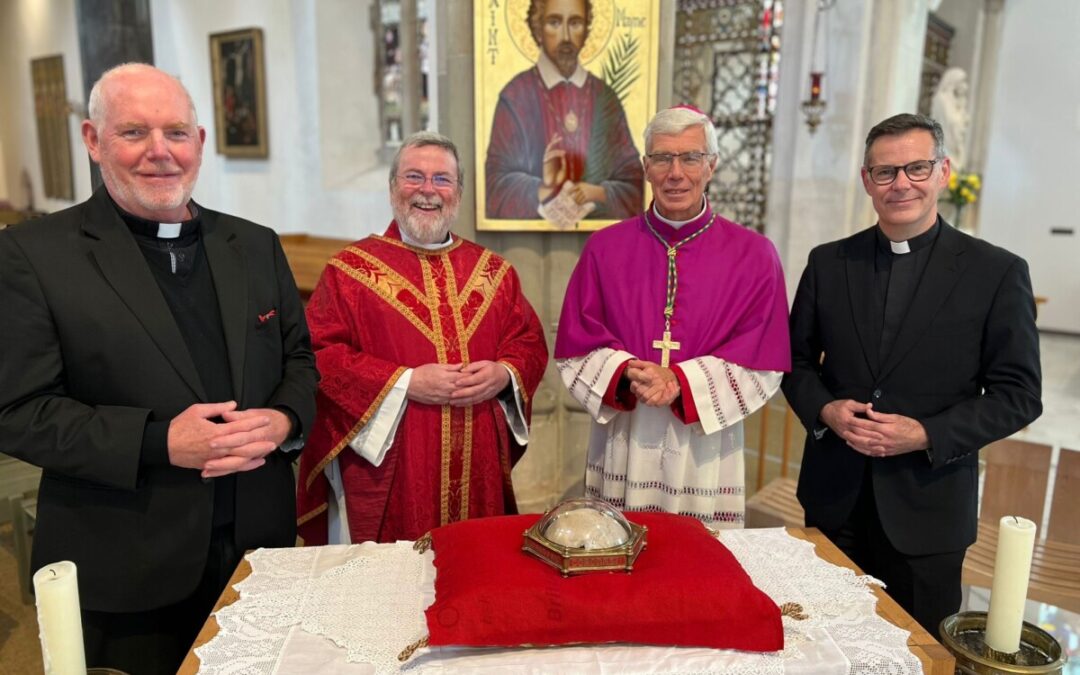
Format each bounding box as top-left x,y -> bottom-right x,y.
946,170 -> 981,206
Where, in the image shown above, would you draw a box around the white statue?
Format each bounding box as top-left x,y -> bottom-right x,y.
931,67 -> 970,170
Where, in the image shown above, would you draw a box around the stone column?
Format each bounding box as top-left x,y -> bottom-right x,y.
399,0 -> 422,137
767,0 -> 929,300
438,0 -> 562,512
967,0 -> 1005,171
316,0 -> 382,184
964,0 -> 1006,235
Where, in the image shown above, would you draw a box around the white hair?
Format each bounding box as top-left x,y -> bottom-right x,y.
644,107 -> 718,155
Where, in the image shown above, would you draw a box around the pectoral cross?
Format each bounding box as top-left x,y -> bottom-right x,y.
652,330 -> 681,367
643,212 -> 716,370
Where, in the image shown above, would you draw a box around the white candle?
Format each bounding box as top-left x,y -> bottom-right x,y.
32,561 -> 87,675
984,515 -> 1037,653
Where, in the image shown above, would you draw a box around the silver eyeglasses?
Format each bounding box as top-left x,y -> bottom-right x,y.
645,151 -> 714,169
397,172 -> 458,190
866,159 -> 939,185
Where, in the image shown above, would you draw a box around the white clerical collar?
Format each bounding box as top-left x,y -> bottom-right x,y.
890,240 -> 911,254
651,200 -> 708,229
157,223 -> 183,239
537,51 -> 587,89
400,227 -> 453,250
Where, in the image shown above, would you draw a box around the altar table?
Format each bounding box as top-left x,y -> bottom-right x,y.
180,527 -> 954,674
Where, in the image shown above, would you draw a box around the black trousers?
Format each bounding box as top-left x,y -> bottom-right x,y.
811,465 -> 966,638
81,524 -> 240,675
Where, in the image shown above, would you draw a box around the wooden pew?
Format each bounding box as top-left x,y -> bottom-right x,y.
962,440 -> 1080,614
745,399 -> 805,528
278,234 -> 351,300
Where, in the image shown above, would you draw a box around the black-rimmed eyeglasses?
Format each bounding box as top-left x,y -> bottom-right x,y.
865,159 -> 940,185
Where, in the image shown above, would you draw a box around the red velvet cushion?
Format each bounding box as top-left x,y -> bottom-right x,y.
425,512 -> 783,651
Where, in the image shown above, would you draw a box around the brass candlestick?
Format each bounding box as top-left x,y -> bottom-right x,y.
939,611 -> 1067,674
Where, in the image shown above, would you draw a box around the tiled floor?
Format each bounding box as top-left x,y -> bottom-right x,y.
1013,331 -> 1080,451
961,331 -> 1080,671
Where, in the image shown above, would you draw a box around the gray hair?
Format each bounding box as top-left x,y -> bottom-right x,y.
389,131 -> 465,194
863,113 -> 946,166
87,63 -> 198,129
644,107 -> 718,156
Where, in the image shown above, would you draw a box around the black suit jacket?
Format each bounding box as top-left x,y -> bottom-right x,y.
0,188 -> 318,612
781,221 -> 1041,555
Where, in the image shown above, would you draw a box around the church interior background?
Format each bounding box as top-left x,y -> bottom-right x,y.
1,0 -> 1078,668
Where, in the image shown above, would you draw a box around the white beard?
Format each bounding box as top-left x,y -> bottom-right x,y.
100,160 -> 197,217
393,194 -> 458,245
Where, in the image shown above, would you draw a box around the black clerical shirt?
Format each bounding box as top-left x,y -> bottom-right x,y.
113,197 -> 237,526
874,219 -> 941,368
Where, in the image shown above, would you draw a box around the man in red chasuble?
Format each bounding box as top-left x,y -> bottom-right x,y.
298,132 -> 549,544
485,0 -> 644,220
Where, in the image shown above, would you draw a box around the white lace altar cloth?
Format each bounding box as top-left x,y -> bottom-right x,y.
194,529 -> 923,674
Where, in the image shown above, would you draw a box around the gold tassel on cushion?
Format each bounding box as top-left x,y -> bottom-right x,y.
413,532 -> 433,553
398,635 -> 429,661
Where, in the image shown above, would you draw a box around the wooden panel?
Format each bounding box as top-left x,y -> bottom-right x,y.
978,439 -> 1052,527
11,495 -> 36,605
964,441 -> 1080,614
964,521 -> 1080,614
747,397 -> 805,496
1047,448 -> 1080,546
745,477 -> 804,528
31,55 -> 74,200
0,457 -> 41,523
278,234 -> 350,298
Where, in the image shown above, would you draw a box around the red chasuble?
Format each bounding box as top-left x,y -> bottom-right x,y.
297,224 -> 548,544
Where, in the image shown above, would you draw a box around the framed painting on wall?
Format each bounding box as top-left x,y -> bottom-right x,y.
209,28 -> 269,158
475,0 -> 658,232
31,55 -> 74,200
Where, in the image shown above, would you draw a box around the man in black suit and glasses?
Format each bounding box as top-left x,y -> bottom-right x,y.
782,113 -> 1041,634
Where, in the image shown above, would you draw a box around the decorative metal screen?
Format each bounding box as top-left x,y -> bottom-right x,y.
375,0 -> 430,150
918,13 -> 955,116
673,0 -> 783,232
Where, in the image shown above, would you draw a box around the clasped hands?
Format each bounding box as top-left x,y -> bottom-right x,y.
626,359 -> 680,407
168,401 -> 292,479
820,399 -> 929,458
407,361 -> 509,407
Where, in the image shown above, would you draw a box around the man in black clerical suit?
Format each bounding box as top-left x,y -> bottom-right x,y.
0,63 -> 317,674
782,113 -> 1041,635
